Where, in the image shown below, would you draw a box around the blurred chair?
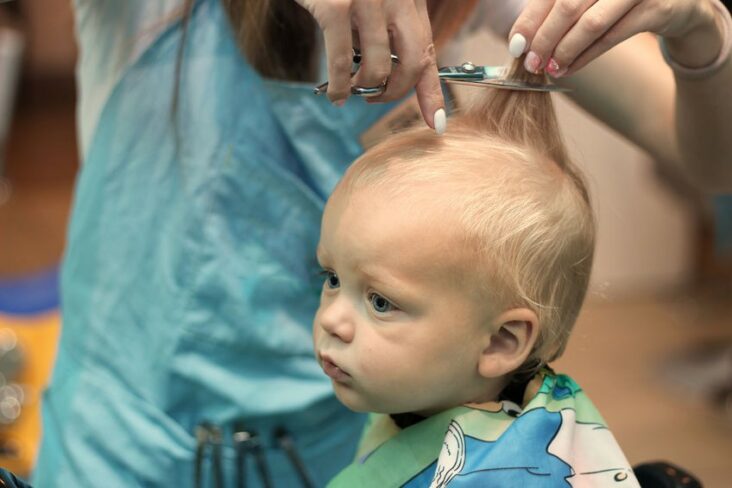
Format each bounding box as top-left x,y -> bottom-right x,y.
634,461 -> 703,488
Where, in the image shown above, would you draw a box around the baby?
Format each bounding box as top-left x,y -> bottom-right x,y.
313,66 -> 639,487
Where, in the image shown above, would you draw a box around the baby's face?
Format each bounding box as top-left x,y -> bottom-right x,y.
313,185 -> 493,415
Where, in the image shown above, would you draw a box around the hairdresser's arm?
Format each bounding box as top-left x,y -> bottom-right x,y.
561,31 -> 732,192
509,0 -> 732,192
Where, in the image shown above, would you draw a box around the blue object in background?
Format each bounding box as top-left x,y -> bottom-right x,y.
0,268 -> 59,316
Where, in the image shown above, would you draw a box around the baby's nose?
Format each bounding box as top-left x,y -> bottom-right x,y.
317,300 -> 355,343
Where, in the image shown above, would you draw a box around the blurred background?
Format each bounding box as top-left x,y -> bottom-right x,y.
0,0 -> 730,484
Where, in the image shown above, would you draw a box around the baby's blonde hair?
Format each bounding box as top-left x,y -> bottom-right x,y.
340,61 -> 595,370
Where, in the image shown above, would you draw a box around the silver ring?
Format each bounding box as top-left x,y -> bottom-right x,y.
351,78 -> 388,98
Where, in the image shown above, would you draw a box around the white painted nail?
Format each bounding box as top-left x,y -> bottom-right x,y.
524,51 -> 541,74
508,33 -> 527,58
434,108 -> 446,135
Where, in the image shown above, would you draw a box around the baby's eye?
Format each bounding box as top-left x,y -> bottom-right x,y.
323,271 -> 340,289
369,293 -> 396,313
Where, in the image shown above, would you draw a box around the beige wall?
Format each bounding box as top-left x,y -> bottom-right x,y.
458,31 -> 695,298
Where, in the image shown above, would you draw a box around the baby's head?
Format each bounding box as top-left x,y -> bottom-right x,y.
313,68 -> 595,416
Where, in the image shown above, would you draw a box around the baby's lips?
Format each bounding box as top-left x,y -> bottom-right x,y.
319,354 -> 351,382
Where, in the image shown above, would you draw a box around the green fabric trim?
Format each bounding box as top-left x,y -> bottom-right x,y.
355,414 -> 401,460
528,374 -> 607,425
328,407 -> 469,487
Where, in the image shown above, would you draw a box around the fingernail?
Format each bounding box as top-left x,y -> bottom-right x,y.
524,51 -> 542,74
546,58 -> 567,78
508,33 -> 527,58
434,108 -> 446,135
333,99 -> 346,107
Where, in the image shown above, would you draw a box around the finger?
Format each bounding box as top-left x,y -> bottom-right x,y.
368,0 -> 444,132
413,0 -> 445,132
321,2 -> 355,103
367,1 -> 426,102
526,0 -> 596,73
351,0 -> 393,89
548,0 -> 641,77
413,43 -> 445,133
565,6 -> 647,74
507,0 -> 555,58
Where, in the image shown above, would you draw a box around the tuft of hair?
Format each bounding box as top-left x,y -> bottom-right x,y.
342,58 -> 595,371
461,61 -> 570,168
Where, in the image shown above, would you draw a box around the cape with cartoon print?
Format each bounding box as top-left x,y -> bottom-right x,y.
329,372 -> 640,487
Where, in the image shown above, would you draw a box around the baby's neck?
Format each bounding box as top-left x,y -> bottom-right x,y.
391,374 -> 531,429
412,375 -> 513,418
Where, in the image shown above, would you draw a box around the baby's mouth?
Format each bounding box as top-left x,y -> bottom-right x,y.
319,354 -> 351,383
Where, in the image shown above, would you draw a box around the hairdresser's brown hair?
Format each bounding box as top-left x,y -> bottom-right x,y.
342,59 -> 595,372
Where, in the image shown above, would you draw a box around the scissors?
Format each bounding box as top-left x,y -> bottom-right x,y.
313,49 -> 569,97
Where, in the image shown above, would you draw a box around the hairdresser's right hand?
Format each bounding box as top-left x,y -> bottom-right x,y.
295,0 -> 446,132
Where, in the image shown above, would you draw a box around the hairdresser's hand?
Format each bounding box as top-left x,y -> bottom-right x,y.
508,0 -> 724,76
295,0 -> 446,132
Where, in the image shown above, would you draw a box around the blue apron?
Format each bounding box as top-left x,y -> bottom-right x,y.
33,0 -> 395,486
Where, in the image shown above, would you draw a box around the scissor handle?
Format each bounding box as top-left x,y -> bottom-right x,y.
312,77 -> 386,97
313,49 -> 399,97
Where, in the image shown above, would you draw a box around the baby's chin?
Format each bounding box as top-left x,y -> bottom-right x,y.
333,385 -> 375,413
333,385 -> 427,415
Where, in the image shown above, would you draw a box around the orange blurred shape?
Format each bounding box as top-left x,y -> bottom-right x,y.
0,311 -> 60,477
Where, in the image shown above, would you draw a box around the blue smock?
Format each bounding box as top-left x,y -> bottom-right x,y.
33,0 -> 395,486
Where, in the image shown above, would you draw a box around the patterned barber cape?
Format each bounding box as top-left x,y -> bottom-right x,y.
329,371 -> 639,487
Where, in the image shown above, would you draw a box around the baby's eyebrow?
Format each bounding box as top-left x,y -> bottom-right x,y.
355,264 -> 402,289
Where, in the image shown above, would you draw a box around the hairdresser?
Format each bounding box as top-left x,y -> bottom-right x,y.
34,0 -> 731,487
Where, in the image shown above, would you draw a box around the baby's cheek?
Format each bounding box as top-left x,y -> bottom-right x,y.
360,347 -> 405,390
357,345 -> 388,377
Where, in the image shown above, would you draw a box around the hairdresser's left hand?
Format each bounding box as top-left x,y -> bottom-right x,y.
508,0 -> 723,76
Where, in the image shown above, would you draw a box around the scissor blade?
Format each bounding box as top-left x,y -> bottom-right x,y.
441,78 -> 570,93
437,65 -> 507,81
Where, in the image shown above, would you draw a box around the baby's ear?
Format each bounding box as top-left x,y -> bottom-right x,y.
478,308 -> 540,379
